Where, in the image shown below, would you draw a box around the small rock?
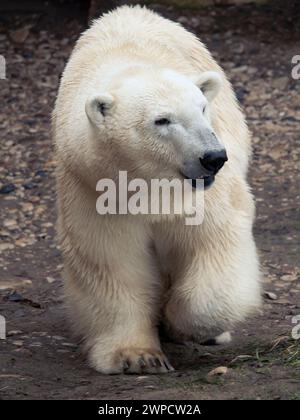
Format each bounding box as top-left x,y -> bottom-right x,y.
177,16 -> 188,25
15,238 -> 29,247
7,330 -> 23,336
281,274 -> 298,281
13,348 -> 32,355
43,222 -> 53,228
0,279 -> 32,291
12,340 -> 24,346
46,276 -> 56,284
236,87 -> 249,103
0,184 -> 16,194
62,342 -> 77,347
32,332 -> 47,336
264,291 -> 278,300
22,202 -> 34,212
15,309 -> 25,318
207,366 -> 228,378
136,376 -> 149,381
23,182 -> 37,190
35,170 -> 48,177
0,243 -> 14,251
7,291 -> 23,302
3,219 -> 17,229
28,342 -> 42,347
272,77 -> 289,90
9,25 -> 31,43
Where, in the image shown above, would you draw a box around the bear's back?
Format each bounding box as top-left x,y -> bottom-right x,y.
73,6 -> 217,74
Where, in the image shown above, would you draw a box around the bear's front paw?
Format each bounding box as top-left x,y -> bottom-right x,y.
89,346 -> 174,375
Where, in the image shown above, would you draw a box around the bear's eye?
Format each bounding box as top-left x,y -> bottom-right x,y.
155,118 -> 171,126
203,106 -> 207,114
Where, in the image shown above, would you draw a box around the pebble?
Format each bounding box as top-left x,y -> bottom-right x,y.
207,366 -> 229,378
12,340 -> 24,346
62,342 -> 77,347
13,348 -> 32,355
23,182 -> 37,190
7,330 -> 23,336
28,342 -> 42,347
264,291 -> 278,301
0,243 -> 14,251
0,184 -> 16,194
281,274 -> 298,281
3,219 -> 17,228
136,376 -> 149,381
21,202 -> 34,212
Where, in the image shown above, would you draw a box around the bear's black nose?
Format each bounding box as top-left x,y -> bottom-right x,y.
200,150 -> 228,175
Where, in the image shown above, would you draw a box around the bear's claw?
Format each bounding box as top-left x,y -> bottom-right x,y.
117,349 -> 174,374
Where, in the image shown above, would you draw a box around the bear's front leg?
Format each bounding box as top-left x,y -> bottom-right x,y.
163,220 -> 261,343
87,292 -> 174,375
64,222 -> 174,375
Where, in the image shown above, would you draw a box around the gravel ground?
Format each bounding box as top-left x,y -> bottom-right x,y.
0,1 -> 299,400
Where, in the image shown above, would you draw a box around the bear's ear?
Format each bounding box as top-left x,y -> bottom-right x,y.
85,94 -> 115,126
194,71 -> 222,102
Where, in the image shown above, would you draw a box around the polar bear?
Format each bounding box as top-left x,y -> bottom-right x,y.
52,6 -> 261,374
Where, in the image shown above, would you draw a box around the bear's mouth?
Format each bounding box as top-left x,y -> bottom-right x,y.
181,173 -> 215,190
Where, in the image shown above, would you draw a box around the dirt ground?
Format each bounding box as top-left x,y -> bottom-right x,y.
0,0 -> 299,400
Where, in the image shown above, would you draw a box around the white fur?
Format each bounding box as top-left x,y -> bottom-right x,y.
52,6 -> 261,374
215,331 -> 232,345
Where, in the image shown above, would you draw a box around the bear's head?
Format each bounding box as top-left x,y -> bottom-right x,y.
85,68 -> 227,189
